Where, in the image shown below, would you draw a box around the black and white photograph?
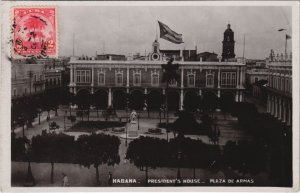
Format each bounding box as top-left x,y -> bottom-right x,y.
1,1 -> 299,191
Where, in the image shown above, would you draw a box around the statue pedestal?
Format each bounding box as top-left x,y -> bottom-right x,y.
128,130 -> 138,137
128,122 -> 138,137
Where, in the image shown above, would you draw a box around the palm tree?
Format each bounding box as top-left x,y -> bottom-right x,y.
24,16 -> 47,43
161,58 -> 180,141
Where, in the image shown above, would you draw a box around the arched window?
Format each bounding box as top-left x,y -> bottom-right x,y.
133,70 -> 141,86
98,72 -> 105,85
115,70 -> 123,86
206,71 -> 214,88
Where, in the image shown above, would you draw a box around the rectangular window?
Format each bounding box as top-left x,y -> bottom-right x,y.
188,74 -> 195,87
81,71 -> 85,83
221,73 -> 226,85
98,73 -> 105,85
116,74 -> 123,85
151,74 -> 159,86
24,88 -> 27,94
34,75 -> 37,82
86,71 -> 90,83
133,74 -> 141,86
206,75 -> 214,87
76,70 -> 91,83
13,89 -> 17,96
232,73 -> 236,85
76,71 -> 80,83
220,72 -> 236,87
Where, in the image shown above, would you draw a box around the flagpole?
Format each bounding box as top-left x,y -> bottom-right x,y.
242,33 -> 245,59
285,34 -> 287,55
72,33 -> 75,56
156,21 -> 158,40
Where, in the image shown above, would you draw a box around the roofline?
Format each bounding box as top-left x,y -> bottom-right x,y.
69,60 -> 245,66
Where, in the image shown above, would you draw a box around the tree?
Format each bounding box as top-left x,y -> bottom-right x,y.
11,133 -> 27,161
126,136 -> 170,185
169,137 -> 221,179
161,58 -> 180,141
76,133 -> 120,185
31,133 -> 76,183
75,92 -> 92,121
24,15 -> 47,44
223,140 -> 268,175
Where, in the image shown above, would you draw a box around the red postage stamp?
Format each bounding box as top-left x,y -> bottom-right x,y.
12,7 -> 57,58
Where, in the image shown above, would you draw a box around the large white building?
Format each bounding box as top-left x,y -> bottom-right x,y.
266,50 -> 292,126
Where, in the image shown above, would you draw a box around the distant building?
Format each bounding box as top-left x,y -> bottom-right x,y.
246,68 -> 269,85
44,67 -> 63,91
197,52 -> 218,62
222,24 -> 236,61
11,58 -> 64,99
96,54 -> 126,61
266,50 -> 292,126
246,59 -> 266,69
11,61 -> 45,99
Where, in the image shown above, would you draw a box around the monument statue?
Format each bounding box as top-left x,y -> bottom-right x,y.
130,110 -> 137,124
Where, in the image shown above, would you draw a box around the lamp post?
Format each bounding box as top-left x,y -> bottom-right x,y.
69,102 -> 72,116
125,123 -> 128,147
138,114 -> 140,130
24,141 -> 35,187
37,108 -> 42,125
175,150 -> 182,186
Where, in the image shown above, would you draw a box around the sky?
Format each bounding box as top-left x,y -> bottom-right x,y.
58,6 -> 292,60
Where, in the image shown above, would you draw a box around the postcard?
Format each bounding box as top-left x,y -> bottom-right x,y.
0,1 -> 299,192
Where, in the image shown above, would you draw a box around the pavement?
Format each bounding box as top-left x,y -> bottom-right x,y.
12,108 -> 272,187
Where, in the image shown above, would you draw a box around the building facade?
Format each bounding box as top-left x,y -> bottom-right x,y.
246,68 -> 269,85
11,59 -> 64,99
11,61 -> 45,99
69,57 -> 246,111
266,50 -> 292,126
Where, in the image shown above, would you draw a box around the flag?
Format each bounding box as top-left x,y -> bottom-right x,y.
158,21 -> 183,44
286,34 -> 291,40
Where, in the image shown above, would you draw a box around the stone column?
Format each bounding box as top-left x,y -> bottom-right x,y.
239,92 -> 243,102
74,66 -> 77,84
180,89 -> 184,110
287,102 -> 292,126
91,68 -> 94,86
235,90 -> 239,102
181,68 -> 184,88
274,97 -> 278,118
126,67 -> 130,87
236,67 -> 240,88
218,67 -> 221,88
270,96 -> 274,115
278,99 -> 282,120
282,100 -> 286,123
289,102 -> 292,126
240,67 -> 243,88
70,64 -> 73,84
108,88 -> 112,107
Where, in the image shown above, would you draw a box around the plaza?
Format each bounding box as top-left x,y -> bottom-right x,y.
12,106 -> 277,187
